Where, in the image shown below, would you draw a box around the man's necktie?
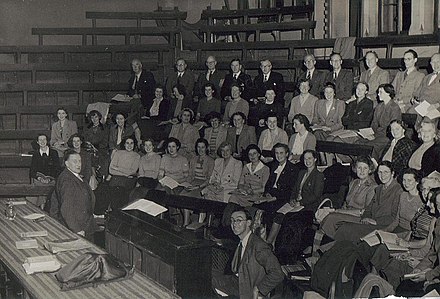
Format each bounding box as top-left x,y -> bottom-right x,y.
403,70 -> 408,80
132,76 -> 138,90
232,242 -> 243,273
263,75 -> 268,82
42,153 -> 48,157
306,71 -> 311,80
207,71 -> 211,81
234,74 -> 238,80
333,72 -> 338,80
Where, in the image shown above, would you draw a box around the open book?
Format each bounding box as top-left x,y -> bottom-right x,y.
358,128 -> 375,140
361,230 -> 408,251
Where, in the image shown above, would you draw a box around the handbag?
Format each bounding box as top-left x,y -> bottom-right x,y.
55,252 -> 134,290
315,198 -> 335,224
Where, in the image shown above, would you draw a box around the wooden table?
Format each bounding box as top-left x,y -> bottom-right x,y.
0,200 -> 179,299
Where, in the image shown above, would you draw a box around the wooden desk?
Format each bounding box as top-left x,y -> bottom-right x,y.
0,200 -> 179,299
106,209 -> 214,298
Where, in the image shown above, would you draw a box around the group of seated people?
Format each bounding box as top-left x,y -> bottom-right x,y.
27,49 -> 440,298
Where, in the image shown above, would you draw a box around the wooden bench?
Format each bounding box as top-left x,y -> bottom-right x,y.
200,20 -> 316,42
0,184 -> 53,196
32,26 -> 181,46
86,8 -> 187,28
0,62 -> 164,84
354,32 -> 440,58
201,4 -> 314,24
0,44 -> 174,64
0,82 -> 127,105
316,140 -> 373,157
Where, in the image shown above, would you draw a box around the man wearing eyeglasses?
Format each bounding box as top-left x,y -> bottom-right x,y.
193,55 -> 225,101
324,52 -> 354,101
213,208 -> 283,299
165,58 -> 195,102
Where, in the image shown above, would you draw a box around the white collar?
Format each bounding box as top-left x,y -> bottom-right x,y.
68,168 -> 83,182
274,161 -> 287,174
246,161 -> 265,175
39,147 -> 49,156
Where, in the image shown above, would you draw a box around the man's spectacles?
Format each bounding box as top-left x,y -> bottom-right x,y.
230,218 -> 247,225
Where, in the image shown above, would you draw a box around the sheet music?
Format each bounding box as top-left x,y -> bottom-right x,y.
122,199 -> 167,216
415,101 -> 440,119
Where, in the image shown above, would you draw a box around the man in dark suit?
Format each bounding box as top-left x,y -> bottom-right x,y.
296,54 -> 327,98
221,58 -> 254,105
324,52 -> 354,101
193,55 -> 225,100
212,208 -> 284,299
165,58 -> 195,101
49,149 -> 96,240
127,58 -> 156,109
252,59 -> 285,106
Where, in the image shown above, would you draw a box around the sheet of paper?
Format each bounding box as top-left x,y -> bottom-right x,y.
122,199 -> 167,216
422,289 -> 440,297
159,176 -> 179,189
415,100 -> 431,116
111,93 -> 132,102
23,213 -> 46,220
277,203 -> 304,215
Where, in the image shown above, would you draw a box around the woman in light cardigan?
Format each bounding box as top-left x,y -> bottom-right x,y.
258,111 -> 289,163
201,142 -> 242,203
203,112 -> 228,159
50,107 -> 78,158
288,113 -> 316,163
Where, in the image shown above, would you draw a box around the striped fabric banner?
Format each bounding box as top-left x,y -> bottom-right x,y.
0,200 -> 180,299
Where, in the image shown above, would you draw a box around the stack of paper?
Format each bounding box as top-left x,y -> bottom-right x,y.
16,239 -> 38,249
44,239 -> 91,254
22,255 -> 61,274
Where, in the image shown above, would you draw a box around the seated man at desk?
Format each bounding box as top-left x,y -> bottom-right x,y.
50,149 -> 96,241
212,208 -> 284,299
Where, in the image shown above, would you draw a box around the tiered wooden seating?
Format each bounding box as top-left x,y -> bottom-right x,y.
32,26 -> 181,46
